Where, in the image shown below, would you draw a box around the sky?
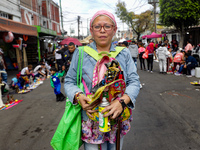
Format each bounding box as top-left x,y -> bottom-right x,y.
53,0 -> 154,38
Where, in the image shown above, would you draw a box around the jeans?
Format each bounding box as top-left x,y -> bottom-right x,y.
132,57 -> 137,68
0,69 -> 7,83
84,136 -> 124,150
147,55 -> 154,71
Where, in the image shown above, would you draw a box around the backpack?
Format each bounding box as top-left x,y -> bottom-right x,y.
79,46 -> 131,124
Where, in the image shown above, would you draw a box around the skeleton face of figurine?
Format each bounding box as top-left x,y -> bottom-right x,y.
105,60 -> 120,82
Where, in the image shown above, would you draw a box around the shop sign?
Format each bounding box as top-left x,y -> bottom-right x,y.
0,17 -> 37,36
34,25 -> 57,36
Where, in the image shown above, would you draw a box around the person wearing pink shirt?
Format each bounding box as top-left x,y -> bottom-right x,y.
173,50 -> 185,72
185,40 -> 193,53
138,43 -> 146,70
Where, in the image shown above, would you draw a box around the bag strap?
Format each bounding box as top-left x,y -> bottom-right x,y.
83,46 -> 125,61
77,47 -> 84,88
82,79 -> 90,95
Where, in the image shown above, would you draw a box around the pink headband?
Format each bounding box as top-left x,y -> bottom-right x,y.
90,10 -> 117,28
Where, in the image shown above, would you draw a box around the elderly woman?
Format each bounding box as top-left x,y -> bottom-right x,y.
65,10 -> 140,150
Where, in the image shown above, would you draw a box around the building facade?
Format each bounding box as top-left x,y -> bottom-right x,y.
19,0 -> 61,63
20,0 -> 61,35
0,0 -> 61,70
0,0 -> 21,22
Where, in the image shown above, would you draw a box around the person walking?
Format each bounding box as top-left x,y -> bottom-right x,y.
146,41 -> 156,73
138,43 -> 146,70
54,46 -> 63,72
61,42 -> 76,83
64,10 -> 140,150
128,41 -> 138,67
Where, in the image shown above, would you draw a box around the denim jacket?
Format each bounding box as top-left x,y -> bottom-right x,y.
64,42 -> 140,121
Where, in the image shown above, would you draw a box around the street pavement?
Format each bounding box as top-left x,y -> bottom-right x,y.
0,61 -> 200,150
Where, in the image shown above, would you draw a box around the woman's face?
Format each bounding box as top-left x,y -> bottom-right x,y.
90,15 -> 117,48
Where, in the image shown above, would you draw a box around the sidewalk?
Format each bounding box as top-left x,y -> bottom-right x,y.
5,70 -> 19,83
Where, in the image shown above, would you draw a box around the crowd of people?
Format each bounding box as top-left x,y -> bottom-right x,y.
0,41 -> 76,102
119,39 -> 199,77
1,8 -> 199,150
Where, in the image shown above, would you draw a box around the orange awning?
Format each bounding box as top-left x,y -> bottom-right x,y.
0,17 -> 37,37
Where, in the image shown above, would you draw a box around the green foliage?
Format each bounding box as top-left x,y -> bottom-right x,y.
159,0 -> 200,30
115,1 -> 154,40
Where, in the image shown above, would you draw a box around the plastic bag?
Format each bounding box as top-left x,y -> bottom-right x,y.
51,47 -> 84,150
142,49 -> 149,59
50,100 -> 82,150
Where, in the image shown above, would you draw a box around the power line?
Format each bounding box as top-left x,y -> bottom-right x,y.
101,0 -> 116,10
62,11 -> 89,15
128,0 -> 148,12
63,19 -> 77,22
131,0 -> 138,8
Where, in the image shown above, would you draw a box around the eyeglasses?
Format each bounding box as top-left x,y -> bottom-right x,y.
92,24 -> 114,31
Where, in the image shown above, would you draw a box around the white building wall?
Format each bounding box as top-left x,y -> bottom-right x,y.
0,0 -> 21,22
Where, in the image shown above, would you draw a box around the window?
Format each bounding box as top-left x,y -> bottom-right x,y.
0,12 -> 8,19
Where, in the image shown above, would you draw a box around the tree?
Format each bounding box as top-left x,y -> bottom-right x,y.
159,0 -> 200,48
116,1 -> 154,41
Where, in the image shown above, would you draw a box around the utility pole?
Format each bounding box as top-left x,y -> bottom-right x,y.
148,0 -> 159,33
87,18 -> 89,36
81,21 -> 84,39
59,0 -> 64,37
77,16 -> 80,39
153,2 -> 157,33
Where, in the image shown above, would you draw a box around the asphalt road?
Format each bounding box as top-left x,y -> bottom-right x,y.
0,61 -> 200,150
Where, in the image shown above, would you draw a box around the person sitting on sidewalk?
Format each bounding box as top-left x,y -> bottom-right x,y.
16,65 -> 34,90
20,65 -> 33,77
33,63 -> 46,78
128,40 -> 139,67
173,49 -> 185,73
184,53 -> 198,77
175,52 -> 198,77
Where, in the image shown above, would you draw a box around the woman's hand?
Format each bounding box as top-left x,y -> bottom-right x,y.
79,94 -> 98,110
101,94 -> 131,119
101,100 -> 123,119
78,94 -> 99,117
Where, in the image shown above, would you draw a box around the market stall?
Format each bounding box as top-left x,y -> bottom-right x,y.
0,17 -> 38,70
142,32 -> 166,39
